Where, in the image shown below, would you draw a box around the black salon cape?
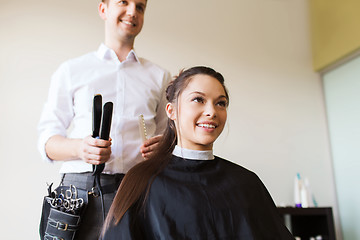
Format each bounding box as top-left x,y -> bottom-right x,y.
103,156 -> 294,240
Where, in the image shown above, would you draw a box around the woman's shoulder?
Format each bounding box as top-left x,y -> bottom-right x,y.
214,156 -> 262,181
214,156 -> 251,171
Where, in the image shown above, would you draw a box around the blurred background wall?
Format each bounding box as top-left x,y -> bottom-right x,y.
0,0 -> 348,239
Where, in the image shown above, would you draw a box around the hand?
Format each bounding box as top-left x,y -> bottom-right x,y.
140,135 -> 162,160
78,135 -> 112,165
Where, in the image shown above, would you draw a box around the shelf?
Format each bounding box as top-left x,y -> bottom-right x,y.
277,207 -> 336,240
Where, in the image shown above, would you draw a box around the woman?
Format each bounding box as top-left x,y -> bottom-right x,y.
102,66 -> 294,239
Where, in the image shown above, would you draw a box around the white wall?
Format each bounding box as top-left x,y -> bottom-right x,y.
0,0 -> 339,239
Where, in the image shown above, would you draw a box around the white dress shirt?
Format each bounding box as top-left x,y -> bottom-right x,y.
38,44 -> 171,174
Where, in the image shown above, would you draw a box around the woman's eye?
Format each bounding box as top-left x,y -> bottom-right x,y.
193,97 -> 204,103
217,100 -> 227,107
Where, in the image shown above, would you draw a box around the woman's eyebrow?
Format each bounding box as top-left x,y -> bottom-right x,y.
189,92 -> 227,99
189,91 -> 205,96
218,95 -> 228,100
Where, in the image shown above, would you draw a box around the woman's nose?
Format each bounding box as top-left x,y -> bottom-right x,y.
204,104 -> 216,118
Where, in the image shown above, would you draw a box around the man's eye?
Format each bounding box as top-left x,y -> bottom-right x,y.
136,5 -> 145,12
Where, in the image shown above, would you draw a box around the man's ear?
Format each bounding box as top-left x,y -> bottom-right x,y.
166,103 -> 176,120
98,2 -> 107,20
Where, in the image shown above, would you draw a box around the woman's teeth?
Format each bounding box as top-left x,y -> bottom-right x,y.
197,123 -> 216,129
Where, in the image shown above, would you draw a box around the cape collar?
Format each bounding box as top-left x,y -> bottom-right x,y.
172,145 -> 214,160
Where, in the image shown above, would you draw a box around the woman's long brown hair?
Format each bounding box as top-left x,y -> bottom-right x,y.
101,66 -> 229,236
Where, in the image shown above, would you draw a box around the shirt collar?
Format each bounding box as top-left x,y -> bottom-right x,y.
96,43 -> 141,64
172,145 -> 214,160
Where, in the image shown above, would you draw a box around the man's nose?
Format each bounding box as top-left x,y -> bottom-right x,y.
126,3 -> 137,17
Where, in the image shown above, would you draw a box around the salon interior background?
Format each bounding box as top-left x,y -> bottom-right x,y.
1,0 -> 359,239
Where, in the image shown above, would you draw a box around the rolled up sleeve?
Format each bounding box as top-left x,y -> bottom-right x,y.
37,62 -> 74,162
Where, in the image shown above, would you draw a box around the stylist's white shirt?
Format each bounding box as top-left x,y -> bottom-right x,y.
38,44 -> 171,174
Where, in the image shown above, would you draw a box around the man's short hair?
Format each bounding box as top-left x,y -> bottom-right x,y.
102,0 -> 147,3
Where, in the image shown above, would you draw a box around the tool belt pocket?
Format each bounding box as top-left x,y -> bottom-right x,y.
44,208 -> 81,240
40,185 -> 88,240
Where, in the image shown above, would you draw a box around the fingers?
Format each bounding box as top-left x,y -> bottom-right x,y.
140,135 -> 163,160
82,147 -> 111,165
79,135 -> 112,164
141,144 -> 157,160
84,135 -> 112,148
140,135 -> 161,154
143,135 -> 162,147
141,153 -> 150,161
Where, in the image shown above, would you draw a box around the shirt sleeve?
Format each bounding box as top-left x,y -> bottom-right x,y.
154,70 -> 172,135
37,62 -> 75,162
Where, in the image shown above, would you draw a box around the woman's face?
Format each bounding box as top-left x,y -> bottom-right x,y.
167,74 -> 228,151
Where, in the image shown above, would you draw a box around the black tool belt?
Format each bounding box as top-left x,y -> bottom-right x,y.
40,184 -> 87,240
39,173 -> 124,240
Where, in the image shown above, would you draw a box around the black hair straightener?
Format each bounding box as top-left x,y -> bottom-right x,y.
92,94 -> 113,175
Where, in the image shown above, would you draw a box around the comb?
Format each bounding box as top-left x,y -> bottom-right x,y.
138,114 -> 148,142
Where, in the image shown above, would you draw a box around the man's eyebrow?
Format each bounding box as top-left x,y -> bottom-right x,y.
137,2 -> 146,7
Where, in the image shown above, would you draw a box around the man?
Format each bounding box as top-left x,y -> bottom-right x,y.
38,0 -> 170,239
